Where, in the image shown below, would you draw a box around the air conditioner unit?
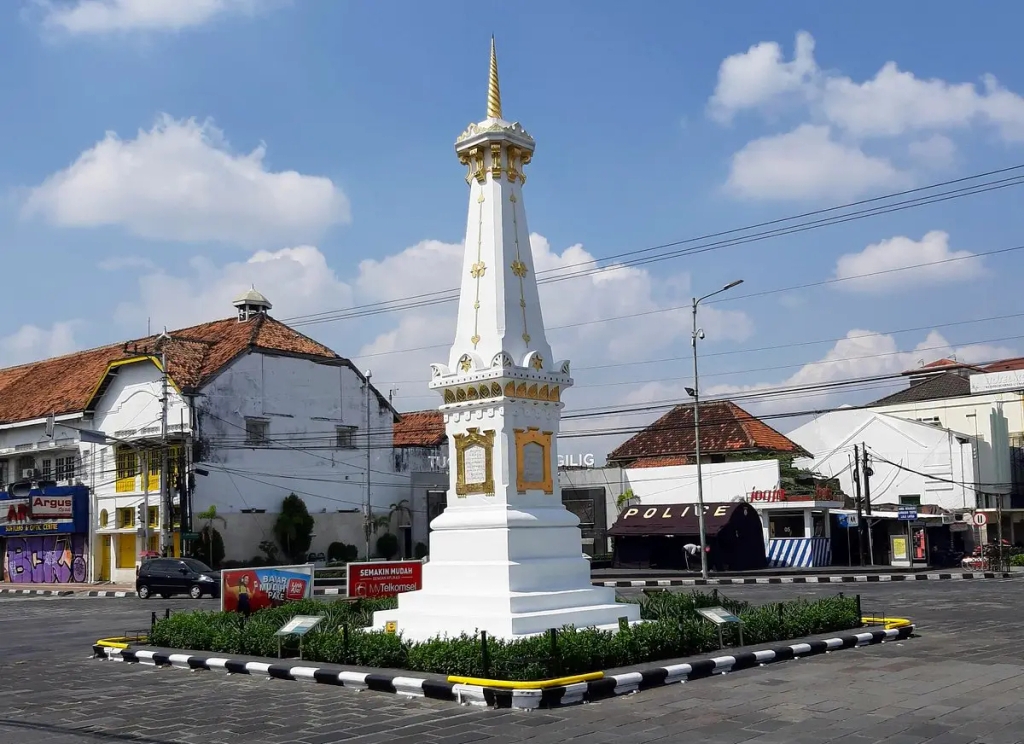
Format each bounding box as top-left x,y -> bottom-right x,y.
21,469 -> 36,479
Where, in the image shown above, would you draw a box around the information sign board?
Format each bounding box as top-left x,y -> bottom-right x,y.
275,615 -> 323,637
697,606 -> 744,649
897,506 -> 917,522
347,561 -> 423,599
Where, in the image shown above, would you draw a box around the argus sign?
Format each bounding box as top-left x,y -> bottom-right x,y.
30,496 -> 73,519
347,561 -> 423,599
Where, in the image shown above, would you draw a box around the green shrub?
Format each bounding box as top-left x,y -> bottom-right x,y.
1010,553 -> 1024,567
328,542 -> 359,563
413,542 -> 429,560
376,533 -> 399,559
148,591 -> 860,681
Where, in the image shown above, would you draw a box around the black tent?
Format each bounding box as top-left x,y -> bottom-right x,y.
608,501 -> 767,571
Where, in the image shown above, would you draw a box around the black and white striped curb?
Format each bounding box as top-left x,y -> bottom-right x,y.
0,588 -> 74,597
92,625 -> 913,710
599,572 -> 1012,588
84,590 -> 134,597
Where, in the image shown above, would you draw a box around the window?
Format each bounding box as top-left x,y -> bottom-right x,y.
145,452 -> 159,493
148,506 -> 159,528
916,417 -> 941,427
116,449 -> 139,493
899,495 -> 921,506
117,507 -> 135,528
245,418 -> 269,446
40,459 -> 52,479
56,456 -> 76,482
768,514 -> 805,538
336,426 -> 357,449
0,460 -> 6,485
99,509 -> 109,528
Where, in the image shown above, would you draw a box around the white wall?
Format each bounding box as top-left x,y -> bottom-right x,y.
789,409 -> 979,512
215,511 -> 365,562
194,353 -> 406,543
873,391 -> 1021,498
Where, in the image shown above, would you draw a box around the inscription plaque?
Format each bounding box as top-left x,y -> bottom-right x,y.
521,442 -> 545,484
454,428 -> 495,496
464,446 -> 487,484
515,428 -> 554,494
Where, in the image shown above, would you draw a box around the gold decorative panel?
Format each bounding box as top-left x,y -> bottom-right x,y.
504,381 -> 515,396
490,382 -> 502,396
515,428 -> 553,494
455,428 -> 495,496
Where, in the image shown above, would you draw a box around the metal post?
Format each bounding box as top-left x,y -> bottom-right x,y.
141,447 -> 150,557
692,297 -> 709,581
863,445 -> 875,565
365,370 -> 373,560
480,630 -> 490,677
690,280 -> 743,581
853,445 -> 865,565
160,351 -> 171,556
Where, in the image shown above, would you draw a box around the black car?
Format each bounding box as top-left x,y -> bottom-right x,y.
136,558 -> 221,600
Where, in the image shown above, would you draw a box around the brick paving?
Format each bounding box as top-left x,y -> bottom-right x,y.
1,580 -> 1023,743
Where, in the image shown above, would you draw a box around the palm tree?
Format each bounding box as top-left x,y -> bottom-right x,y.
388,500 -> 413,557
195,505 -> 226,566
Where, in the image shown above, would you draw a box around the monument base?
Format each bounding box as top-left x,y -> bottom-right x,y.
371,585 -> 641,642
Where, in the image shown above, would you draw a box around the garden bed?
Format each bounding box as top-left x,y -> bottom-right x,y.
147,590 -> 862,681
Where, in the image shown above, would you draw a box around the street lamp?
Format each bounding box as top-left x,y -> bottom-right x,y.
691,279 -> 744,580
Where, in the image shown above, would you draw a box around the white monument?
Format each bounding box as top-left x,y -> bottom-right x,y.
372,39 -> 640,642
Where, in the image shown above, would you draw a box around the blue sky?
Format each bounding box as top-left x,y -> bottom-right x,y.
3,0 -> 1024,459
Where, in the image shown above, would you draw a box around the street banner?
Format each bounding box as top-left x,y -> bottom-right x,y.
221,563 -> 314,613
347,560 -> 422,599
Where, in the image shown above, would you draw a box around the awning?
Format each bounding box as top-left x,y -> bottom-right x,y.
607,502 -> 757,537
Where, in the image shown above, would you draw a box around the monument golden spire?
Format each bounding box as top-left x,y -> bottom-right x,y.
487,36 -> 502,119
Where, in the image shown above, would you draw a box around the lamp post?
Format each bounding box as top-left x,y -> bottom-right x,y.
365,369 -> 372,561
690,279 -> 744,580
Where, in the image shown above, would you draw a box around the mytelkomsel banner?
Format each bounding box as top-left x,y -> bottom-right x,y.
220,563 -> 314,613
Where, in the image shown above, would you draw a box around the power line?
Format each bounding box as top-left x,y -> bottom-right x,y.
282,166 -> 1024,330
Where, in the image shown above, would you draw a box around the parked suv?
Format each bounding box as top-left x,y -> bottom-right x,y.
136,558 -> 221,600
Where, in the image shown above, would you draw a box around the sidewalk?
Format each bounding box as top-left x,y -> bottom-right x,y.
0,582 -> 135,597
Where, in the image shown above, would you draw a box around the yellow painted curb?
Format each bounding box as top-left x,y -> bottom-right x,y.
95,636 -> 145,649
861,616 -> 912,630
447,671 -> 604,689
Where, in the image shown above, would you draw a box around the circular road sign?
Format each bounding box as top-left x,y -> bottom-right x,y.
973,512 -> 988,526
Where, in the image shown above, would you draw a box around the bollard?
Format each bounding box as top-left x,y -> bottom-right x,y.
151,611 -> 157,631
480,631 -> 490,678
712,588 -> 719,604
165,608 -> 170,620
855,594 -> 862,625
343,623 -> 350,660
777,602 -> 784,623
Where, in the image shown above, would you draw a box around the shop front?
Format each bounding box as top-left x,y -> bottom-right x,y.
608,502 -> 767,571
0,485 -> 90,584
746,490 -> 844,568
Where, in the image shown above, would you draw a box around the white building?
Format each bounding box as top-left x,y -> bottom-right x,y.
788,407 -> 982,514
866,358 -> 1024,543
0,289 -> 406,584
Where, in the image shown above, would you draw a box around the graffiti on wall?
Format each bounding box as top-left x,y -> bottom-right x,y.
3,535 -> 88,584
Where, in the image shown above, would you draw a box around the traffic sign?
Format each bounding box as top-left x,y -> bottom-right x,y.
837,514 -> 859,528
972,512 -> 988,526
897,506 -> 917,521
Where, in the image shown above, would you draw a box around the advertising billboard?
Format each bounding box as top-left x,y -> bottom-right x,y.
347,561 -> 423,599
220,563 -> 314,613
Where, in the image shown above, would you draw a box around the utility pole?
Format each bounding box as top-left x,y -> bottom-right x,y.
160,350 -> 171,557
365,369 -> 373,561
862,444 -> 874,565
853,444 -> 865,565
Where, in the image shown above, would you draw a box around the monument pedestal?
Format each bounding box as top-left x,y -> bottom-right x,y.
372,504 -> 640,642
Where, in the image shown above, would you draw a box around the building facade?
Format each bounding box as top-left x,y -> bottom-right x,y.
0,290 -> 405,583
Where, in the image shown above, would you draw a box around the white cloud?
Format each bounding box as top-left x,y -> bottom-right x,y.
23,115 -> 349,247
708,30 -> 817,123
907,134 -> 956,170
822,66 -> 1024,141
726,124 -> 906,201
98,255 -> 158,271
708,31 -> 1024,142
618,329 -> 1017,439
834,230 -> 984,293
114,245 -> 352,330
36,0 -> 268,34
0,321 -> 80,367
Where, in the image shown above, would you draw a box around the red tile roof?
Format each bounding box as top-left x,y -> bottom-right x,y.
607,400 -> 807,466
902,358 -> 983,375
983,357 -> 1024,372
0,314 -> 391,426
393,410 -> 446,447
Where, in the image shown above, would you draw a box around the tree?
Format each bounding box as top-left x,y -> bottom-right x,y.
388,500 -> 413,557
191,505 -> 226,567
363,510 -> 390,557
376,532 -> 399,559
616,489 -> 639,509
273,493 -> 315,563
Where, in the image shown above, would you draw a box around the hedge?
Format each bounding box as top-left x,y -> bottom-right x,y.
148,590 -> 860,680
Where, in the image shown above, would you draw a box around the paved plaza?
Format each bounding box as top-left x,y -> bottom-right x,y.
1,580 -> 1023,743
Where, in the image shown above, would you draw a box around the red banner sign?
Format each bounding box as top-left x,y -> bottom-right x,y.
347,561 -> 423,599
30,496 -> 73,519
